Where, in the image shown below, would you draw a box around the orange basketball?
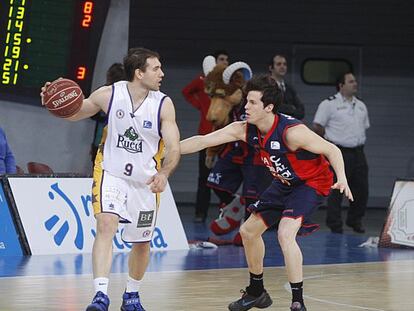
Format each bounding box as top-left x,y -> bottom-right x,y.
43,78 -> 84,118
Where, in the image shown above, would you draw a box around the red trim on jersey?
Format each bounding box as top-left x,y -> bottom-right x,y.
206,183 -> 234,194
259,114 -> 279,148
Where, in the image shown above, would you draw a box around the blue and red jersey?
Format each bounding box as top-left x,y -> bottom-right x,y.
246,113 -> 333,196
219,104 -> 262,165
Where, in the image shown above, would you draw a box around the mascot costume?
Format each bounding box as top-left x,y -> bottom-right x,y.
202,56 -> 272,245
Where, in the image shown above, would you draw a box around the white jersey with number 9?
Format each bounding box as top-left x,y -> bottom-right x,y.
102,81 -> 166,183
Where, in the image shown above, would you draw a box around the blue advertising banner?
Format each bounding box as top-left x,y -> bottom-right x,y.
0,184 -> 23,256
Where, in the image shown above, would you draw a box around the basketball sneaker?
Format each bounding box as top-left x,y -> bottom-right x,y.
210,195 -> 245,235
228,289 -> 272,311
290,301 -> 307,311
121,291 -> 146,311
86,291 -> 110,311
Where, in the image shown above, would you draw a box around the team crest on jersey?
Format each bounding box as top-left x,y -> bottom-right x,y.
270,141 -> 280,150
117,127 -> 143,153
116,109 -> 125,119
143,120 -> 152,129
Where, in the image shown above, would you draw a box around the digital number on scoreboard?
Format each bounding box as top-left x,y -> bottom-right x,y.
0,0 -> 109,103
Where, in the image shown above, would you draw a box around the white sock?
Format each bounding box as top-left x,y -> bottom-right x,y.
126,276 -> 142,293
94,277 -> 109,295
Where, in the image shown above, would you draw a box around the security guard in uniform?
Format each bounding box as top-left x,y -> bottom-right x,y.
313,72 -> 369,234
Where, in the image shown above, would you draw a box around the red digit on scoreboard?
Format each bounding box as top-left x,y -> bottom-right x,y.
81,1 -> 94,28
77,66 -> 87,80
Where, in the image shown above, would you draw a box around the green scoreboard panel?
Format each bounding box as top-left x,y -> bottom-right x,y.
0,0 -> 109,104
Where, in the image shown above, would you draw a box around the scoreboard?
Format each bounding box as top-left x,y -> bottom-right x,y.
0,0 -> 109,104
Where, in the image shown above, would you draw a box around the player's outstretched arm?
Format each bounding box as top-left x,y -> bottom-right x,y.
146,97 -> 180,193
285,124 -> 354,201
40,80 -> 111,121
180,121 -> 246,155
65,86 -> 112,121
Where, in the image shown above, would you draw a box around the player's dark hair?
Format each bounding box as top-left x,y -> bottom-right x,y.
245,74 -> 283,113
124,47 -> 160,81
105,63 -> 125,85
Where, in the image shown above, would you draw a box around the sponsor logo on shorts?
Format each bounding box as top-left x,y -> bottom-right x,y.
143,120 -> 152,129
117,127 -> 143,153
137,211 -> 154,228
143,230 -> 151,238
207,172 -> 222,184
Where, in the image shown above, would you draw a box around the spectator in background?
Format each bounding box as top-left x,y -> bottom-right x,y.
313,72 -> 369,234
269,54 -> 304,120
90,63 -> 126,166
0,127 -> 16,174
182,50 -> 229,222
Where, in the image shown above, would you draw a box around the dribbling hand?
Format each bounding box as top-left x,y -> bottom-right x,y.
40,81 -> 52,106
40,77 -> 62,105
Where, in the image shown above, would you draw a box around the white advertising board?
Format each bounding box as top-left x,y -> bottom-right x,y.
379,180 -> 414,248
8,177 -> 188,255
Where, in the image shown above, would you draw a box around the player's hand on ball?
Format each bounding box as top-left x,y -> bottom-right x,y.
40,77 -> 63,105
40,81 -> 52,105
146,172 -> 168,193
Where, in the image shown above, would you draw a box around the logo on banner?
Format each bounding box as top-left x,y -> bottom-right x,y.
43,182 -> 167,250
44,183 -> 88,250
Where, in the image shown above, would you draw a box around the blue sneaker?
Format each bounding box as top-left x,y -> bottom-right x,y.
121,292 -> 146,311
86,291 -> 110,311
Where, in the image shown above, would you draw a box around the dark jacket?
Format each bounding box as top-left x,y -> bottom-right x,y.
278,83 -> 305,120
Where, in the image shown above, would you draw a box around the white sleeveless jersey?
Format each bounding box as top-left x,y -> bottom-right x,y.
102,81 -> 166,183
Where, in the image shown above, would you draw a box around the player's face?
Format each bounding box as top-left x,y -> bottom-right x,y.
341,73 -> 358,96
245,90 -> 267,124
270,55 -> 287,78
141,57 -> 164,91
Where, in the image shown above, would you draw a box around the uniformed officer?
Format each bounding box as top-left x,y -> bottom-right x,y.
313,72 -> 369,234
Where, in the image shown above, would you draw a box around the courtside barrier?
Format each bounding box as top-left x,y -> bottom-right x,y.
0,177 -> 25,255
1,175 -> 188,255
379,179 -> 414,248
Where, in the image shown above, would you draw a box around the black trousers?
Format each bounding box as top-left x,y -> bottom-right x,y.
327,145 -> 369,229
195,149 -> 212,218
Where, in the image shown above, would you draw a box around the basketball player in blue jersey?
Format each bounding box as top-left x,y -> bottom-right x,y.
181,75 -> 353,311
41,48 -> 180,311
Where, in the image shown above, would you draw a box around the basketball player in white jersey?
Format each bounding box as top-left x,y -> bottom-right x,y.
40,48 -> 180,311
